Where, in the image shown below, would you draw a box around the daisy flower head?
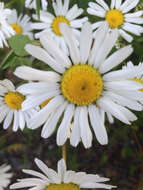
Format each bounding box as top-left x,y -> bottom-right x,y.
7,9 -> 34,40
14,22 -> 143,149
0,164 -> 12,190
10,158 -> 116,190
25,0 -> 48,10
0,79 -> 37,132
87,0 -> 143,42
122,61 -> 143,106
31,0 -> 88,53
0,3 -> 15,48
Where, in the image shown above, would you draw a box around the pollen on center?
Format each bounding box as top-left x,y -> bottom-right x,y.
61,64 -> 103,106
4,91 -> 25,110
51,16 -> 70,36
46,183 -> 80,190
11,24 -> 23,34
105,9 -> 124,28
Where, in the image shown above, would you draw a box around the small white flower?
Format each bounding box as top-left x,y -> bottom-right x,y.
0,3 -> 15,48
0,79 -> 37,132
31,0 -> 88,53
10,158 -> 116,190
7,9 -> 34,40
122,61 -> 143,106
87,0 -> 143,42
25,0 -> 48,10
0,164 -> 12,190
14,22 -> 143,148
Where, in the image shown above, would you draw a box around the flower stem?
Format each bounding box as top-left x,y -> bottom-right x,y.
62,143 -> 66,163
132,129 -> 143,158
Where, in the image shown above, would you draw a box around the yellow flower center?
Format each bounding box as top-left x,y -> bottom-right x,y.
132,78 -> 143,92
4,91 -> 25,110
40,98 -> 52,108
61,64 -> 103,106
11,24 -> 23,34
105,9 -> 124,28
51,16 -> 70,36
46,183 -> 80,190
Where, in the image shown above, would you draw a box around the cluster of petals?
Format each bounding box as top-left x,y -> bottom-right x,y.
0,79 -> 37,131
7,9 -> 34,39
31,0 -> 88,53
14,22 -> 143,149
25,0 -> 48,10
10,158 -> 116,190
0,164 -> 12,190
0,3 -> 15,48
87,0 -> 143,42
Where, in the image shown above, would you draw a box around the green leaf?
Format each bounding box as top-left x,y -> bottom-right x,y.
2,56 -> 32,70
36,0 -> 41,19
8,34 -> 32,57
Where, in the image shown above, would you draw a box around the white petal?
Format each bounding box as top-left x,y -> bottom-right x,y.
96,0 -> 109,10
29,96 -> 64,129
70,107 -> 81,147
89,22 -> 108,65
13,110 -> 19,131
25,44 -> 65,73
119,29 -> 133,42
88,105 -> 108,145
99,45 -> 133,74
57,104 -> 75,146
22,90 -> 60,111
79,106 -> 92,148
34,158 -> 61,184
97,97 -> 131,124
14,66 -> 60,82
122,0 -> 140,13
57,159 -> 66,181
3,110 -> 13,129
80,22 -> 92,63
80,182 -> 116,189
122,23 -> 143,36
41,101 -> 68,138
19,111 -> 25,131
94,28 -> 118,68
60,23 -> 80,64
40,32 -> 71,68
104,91 -> 142,111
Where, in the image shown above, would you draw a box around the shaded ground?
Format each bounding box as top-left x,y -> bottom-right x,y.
0,119 -> 143,190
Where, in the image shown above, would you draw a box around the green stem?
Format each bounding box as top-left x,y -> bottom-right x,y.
1,49 -> 13,68
62,143 -> 67,163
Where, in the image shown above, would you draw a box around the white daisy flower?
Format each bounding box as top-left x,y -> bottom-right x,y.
0,164 -> 12,190
25,0 -> 48,10
0,2 -> 15,48
7,9 -> 34,40
31,0 -> 88,53
10,158 -> 116,190
14,22 -> 143,148
122,61 -> 143,106
87,0 -> 143,42
0,79 -> 37,132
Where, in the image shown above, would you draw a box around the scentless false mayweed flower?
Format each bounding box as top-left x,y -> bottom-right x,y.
10,158 -> 116,190
0,79 -> 37,131
87,0 -> 143,42
14,22 -> 143,148
7,9 -> 34,40
0,164 -> 12,190
31,0 -> 88,53
0,2 -> 15,48
25,0 -> 48,10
